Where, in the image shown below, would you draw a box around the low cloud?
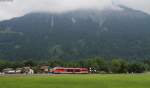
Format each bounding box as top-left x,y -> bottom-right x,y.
118,0 -> 150,14
0,0 -> 150,21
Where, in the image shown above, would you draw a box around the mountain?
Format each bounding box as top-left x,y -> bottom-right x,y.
0,6 -> 150,60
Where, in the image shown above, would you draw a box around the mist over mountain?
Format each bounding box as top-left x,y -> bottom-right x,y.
0,6 -> 150,60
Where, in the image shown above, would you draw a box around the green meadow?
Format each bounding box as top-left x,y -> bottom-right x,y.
0,74 -> 150,88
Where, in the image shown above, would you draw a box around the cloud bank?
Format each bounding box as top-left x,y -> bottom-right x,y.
0,0 -> 150,21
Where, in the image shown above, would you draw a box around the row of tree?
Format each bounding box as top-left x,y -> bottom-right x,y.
0,57 -> 150,73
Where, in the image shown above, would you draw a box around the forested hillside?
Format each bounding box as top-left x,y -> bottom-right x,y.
0,6 -> 150,60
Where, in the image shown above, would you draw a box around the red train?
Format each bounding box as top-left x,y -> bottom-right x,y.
50,67 -> 89,74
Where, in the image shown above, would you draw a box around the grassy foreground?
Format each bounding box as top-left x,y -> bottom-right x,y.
0,74 -> 150,88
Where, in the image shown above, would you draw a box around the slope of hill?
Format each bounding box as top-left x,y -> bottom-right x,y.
0,6 -> 150,60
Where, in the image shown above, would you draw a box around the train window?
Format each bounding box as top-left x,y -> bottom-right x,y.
75,69 -> 80,72
67,69 -> 74,72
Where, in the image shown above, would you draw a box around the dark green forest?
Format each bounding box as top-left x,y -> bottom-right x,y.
0,57 -> 150,73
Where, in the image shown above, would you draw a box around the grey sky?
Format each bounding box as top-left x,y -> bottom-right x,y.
0,0 -> 150,21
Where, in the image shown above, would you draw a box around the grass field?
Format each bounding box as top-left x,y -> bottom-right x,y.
0,74 -> 150,88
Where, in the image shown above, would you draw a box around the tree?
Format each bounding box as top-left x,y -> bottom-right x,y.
48,59 -> 64,67
95,58 -> 109,72
0,60 -> 12,71
84,57 -> 109,73
111,59 -> 128,73
11,62 -> 24,69
23,60 -> 36,67
128,62 -> 146,73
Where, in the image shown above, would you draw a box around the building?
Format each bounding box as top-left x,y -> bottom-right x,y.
22,67 -> 34,74
51,67 -> 89,74
39,66 -> 49,73
15,68 -> 23,74
3,68 -> 16,74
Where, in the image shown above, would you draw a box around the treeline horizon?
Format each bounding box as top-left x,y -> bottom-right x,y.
0,57 -> 150,73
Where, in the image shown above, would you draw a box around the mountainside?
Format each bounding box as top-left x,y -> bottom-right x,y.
0,6 -> 150,60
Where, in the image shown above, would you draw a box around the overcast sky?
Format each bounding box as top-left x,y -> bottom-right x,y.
0,0 -> 150,21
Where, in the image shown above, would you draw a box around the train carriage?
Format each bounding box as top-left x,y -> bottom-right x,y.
50,67 -> 89,74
